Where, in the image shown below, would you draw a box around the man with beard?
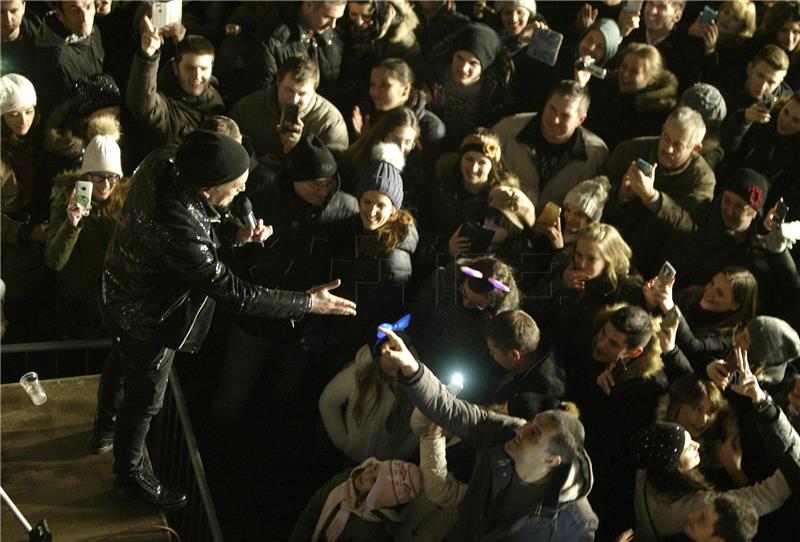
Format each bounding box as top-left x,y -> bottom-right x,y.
91,130 -> 356,509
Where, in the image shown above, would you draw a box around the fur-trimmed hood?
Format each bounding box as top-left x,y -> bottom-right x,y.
44,103 -> 121,161
50,169 -> 129,216
370,142 -> 406,172
373,0 -> 419,44
593,303 -> 664,381
632,70 -> 679,113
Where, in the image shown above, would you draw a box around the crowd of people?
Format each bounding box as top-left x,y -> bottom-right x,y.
2,1 -> 800,540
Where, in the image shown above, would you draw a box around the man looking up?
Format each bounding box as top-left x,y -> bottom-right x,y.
93,130 -> 356,509
378,326 -> 599,542
127,15 -> 223,151
602,106 -> 714,276
493,80 -> 608,209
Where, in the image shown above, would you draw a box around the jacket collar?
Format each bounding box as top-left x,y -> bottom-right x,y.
516,115 -> 588,161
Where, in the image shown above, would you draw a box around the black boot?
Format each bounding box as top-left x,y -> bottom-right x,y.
114,469 -> 187,510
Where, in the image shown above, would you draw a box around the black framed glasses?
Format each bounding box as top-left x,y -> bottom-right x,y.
88,174 -> 120,186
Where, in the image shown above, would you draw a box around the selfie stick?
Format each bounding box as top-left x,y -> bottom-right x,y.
0,486 -> 53,541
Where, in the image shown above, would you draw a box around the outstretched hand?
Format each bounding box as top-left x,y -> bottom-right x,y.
308,279 -> 357,316
377,326 -> 420,378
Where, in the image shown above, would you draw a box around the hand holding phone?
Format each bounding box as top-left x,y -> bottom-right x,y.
460,221 -> 494,254
759,92 -> 776,110
655,261 -> 676,291
280,103 -> 301,132
74,181 -> 93,217
700,5 -> 719,24
538,201 -> 561,226
636,158 -> 653,176
574,57 -> 607,79
774,200 -> 790,226
151,0 -> 182,30
661,306 -> 680,329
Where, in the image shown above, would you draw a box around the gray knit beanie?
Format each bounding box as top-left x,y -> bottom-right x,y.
681,83 -> 728,124
357,143 -> 405,209
563,176 -> 611,222
746,316 -> 800,383
585,18 -> 621,67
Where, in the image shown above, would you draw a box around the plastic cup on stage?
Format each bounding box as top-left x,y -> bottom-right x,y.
19,372 -> 47,405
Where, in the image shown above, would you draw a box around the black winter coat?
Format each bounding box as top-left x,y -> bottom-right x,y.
102,145 -> 311,352
239,5 -> 344,101
232,173 -> 358,339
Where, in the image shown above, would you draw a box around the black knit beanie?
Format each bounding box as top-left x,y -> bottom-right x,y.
176,130 -> 250,188
452,23 -> 503,70
630,422 -> 687,475
74,73 -> 123,118
287,135 -> 338,183
723,168 -> 768,214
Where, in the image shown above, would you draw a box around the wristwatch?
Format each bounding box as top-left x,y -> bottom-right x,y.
753,394 -> 774,413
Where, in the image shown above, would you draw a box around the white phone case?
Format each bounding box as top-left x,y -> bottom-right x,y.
75,180 -> 93,215
152,0 -> 182,29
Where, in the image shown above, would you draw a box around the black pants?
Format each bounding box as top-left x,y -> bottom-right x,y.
94,332 -> 175,477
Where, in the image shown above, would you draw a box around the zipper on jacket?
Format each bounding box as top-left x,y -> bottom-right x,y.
158,291 -> 190,324
177,296 -> 209,351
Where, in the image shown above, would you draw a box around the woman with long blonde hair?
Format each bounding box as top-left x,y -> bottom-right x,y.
319,330 -> 418,463
529,222 -> 646,348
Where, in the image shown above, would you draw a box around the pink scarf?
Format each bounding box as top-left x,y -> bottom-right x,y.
312,458 -> 423,542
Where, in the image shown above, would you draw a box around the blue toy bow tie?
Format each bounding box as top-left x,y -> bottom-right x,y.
375,314 -> 411,348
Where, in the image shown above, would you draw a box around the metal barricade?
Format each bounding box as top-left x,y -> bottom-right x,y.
0,339 -> 223,541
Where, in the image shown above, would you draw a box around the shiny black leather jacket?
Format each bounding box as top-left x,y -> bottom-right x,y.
102,145 -> 310,352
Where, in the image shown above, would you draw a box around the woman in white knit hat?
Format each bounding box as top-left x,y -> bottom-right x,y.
1,73 -> 46,247
0,73 -> 52,333
43,134 -> 128,338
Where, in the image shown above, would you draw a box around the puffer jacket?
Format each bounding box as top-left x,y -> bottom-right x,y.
585,70 -> 679,152
44,171 -> 125,301
232,171 -> 358,339
101,145 -> 311,352
319,344 -> 419,462
239,4 -> 344,99
400,363 -> 599,541
126,48 -> 225,149
341,0 -> 420,87
324,212 -> 419,350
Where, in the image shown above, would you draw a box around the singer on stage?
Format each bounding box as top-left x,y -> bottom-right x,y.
90,130 -> 356,509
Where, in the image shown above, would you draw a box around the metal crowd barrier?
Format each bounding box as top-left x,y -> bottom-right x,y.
0,339 -> 223,541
